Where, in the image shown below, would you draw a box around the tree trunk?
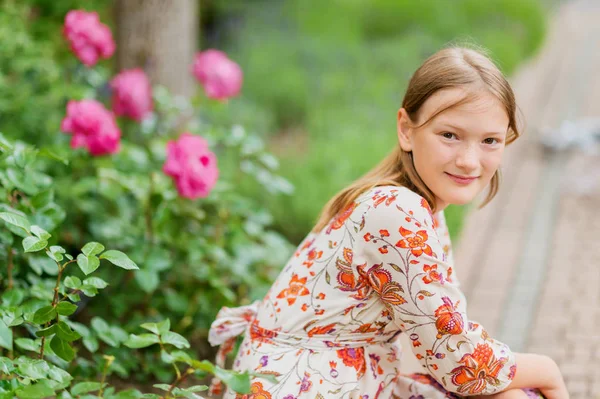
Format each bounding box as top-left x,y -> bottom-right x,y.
114,0 -> 199,98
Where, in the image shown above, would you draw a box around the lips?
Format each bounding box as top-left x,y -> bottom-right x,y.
445,172 -> 479,185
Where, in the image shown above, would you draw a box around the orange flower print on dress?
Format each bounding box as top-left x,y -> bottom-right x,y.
336,347 -> 366,378
363,263 -> 406,307
336,249 -> 369,300
303,248 -> 323,268
434,297 -> 464,339
449,343 -> 509,394
372,191 -> 398,208
307,322 -> 337,337
396,227 -> 434,257
422,264 -> 452,285
235,381 -> 272,399
276,274 -> 310,305
326,201 -> 358,234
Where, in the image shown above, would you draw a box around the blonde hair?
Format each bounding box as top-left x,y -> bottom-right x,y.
312,45 -> 521,233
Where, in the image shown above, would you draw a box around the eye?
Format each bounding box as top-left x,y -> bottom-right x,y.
441,132 -> 456,140
483,137 -> 498,145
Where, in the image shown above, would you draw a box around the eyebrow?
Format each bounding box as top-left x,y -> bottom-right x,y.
439,123 -> 507,136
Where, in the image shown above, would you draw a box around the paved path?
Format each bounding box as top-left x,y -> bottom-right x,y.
400,1 -> 600,396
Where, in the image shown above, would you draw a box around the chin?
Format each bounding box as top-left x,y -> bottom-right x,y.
443,193 -> 478,206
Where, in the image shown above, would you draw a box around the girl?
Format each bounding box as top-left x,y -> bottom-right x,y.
208,47 -> 569,399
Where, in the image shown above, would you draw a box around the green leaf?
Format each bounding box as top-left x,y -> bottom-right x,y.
56,322 -> 81,342
47,364 -> 73,387
139,322 -> 159,335
213,367 -> 251,394
67,293 -> 81,302
171,387 -> 205,399
22,236 -> 48,253
64,276 -> 82,289
80,284 -> 99,297
17,359 -> 49,380
170,350 -> 192,364
0,356 -> 14,374
70,382 -> 105,395
153,384 -> 171,392
38,147 -> 69,165
32,306 -> 56,324
124,333 -> 160,349
162,331 -> 189,349
160,349 -> 174,363
77,254 -> 100,275
2,288 -> 24,306
0,319 -> 12,351
48,246 -> 66,262
35,324 -> 57,337
181,385 -> 208,393
82,277 -> 108,289
157,319 -> 170,336
30,189 -> 54,209
15,379 -> 55,399
15,338 -> 41,352
0,212 -> 30,232
29,256 -> 58,276
56,301 -> 77,316
30,225 -> 51,240
99,250 -> 138,270
81,242 -> 105,257
134,269 -> 159,293
50,336 -> 75,362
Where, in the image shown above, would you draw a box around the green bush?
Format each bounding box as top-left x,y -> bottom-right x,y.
0,0 -> 297,389
0,134 -> 279,398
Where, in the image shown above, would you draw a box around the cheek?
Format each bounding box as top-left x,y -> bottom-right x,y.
480,149 -> 504,172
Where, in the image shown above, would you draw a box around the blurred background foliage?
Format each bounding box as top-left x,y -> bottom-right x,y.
201,0 -> 547,242
0,0 -> 548,387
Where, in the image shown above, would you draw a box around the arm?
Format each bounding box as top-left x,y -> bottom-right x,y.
357,187 -> 514,395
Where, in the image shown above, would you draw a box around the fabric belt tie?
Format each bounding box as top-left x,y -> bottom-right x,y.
207,301 -> 399,395
207,301 -> 260,396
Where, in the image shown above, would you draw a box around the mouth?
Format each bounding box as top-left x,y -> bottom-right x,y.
445,172 -> 479,185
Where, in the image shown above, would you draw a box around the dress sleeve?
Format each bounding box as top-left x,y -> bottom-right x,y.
356,188 -> 517,395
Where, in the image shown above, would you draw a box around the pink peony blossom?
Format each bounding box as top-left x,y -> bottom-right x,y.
192,49 -> 243,100
61,99 -> 121,156
110,68 -> 153,121
63,10 -> 115,67
163,133 -> 219,199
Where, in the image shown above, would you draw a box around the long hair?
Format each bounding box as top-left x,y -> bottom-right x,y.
312,45 -> 521,233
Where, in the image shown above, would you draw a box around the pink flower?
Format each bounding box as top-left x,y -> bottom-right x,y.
192,50 -> 243,100
63,10 -> 115,67
61,99 -> 121,156
163,133 -> 219,199
110,68 -> 153,121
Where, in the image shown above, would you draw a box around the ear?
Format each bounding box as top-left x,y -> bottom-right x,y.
396,108 -> 413,152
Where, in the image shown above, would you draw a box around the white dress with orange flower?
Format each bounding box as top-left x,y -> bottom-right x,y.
208,186 -> 542,398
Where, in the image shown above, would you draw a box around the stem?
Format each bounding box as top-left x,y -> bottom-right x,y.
6,246 -> 13,290
145,173 -> 155,243
39,257 -> 73,359
166,367 -> 194,398
52,263 -> 65,307
98,356 -> 114,398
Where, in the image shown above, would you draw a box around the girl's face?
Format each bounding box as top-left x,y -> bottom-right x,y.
397,88 -> 509,210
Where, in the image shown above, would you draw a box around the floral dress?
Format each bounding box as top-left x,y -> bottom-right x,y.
208,186 -> 543,398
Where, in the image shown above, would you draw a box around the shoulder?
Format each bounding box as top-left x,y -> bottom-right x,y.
359,185 -> 437,229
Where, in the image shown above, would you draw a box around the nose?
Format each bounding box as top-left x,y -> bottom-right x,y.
455,144 -> 479,172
